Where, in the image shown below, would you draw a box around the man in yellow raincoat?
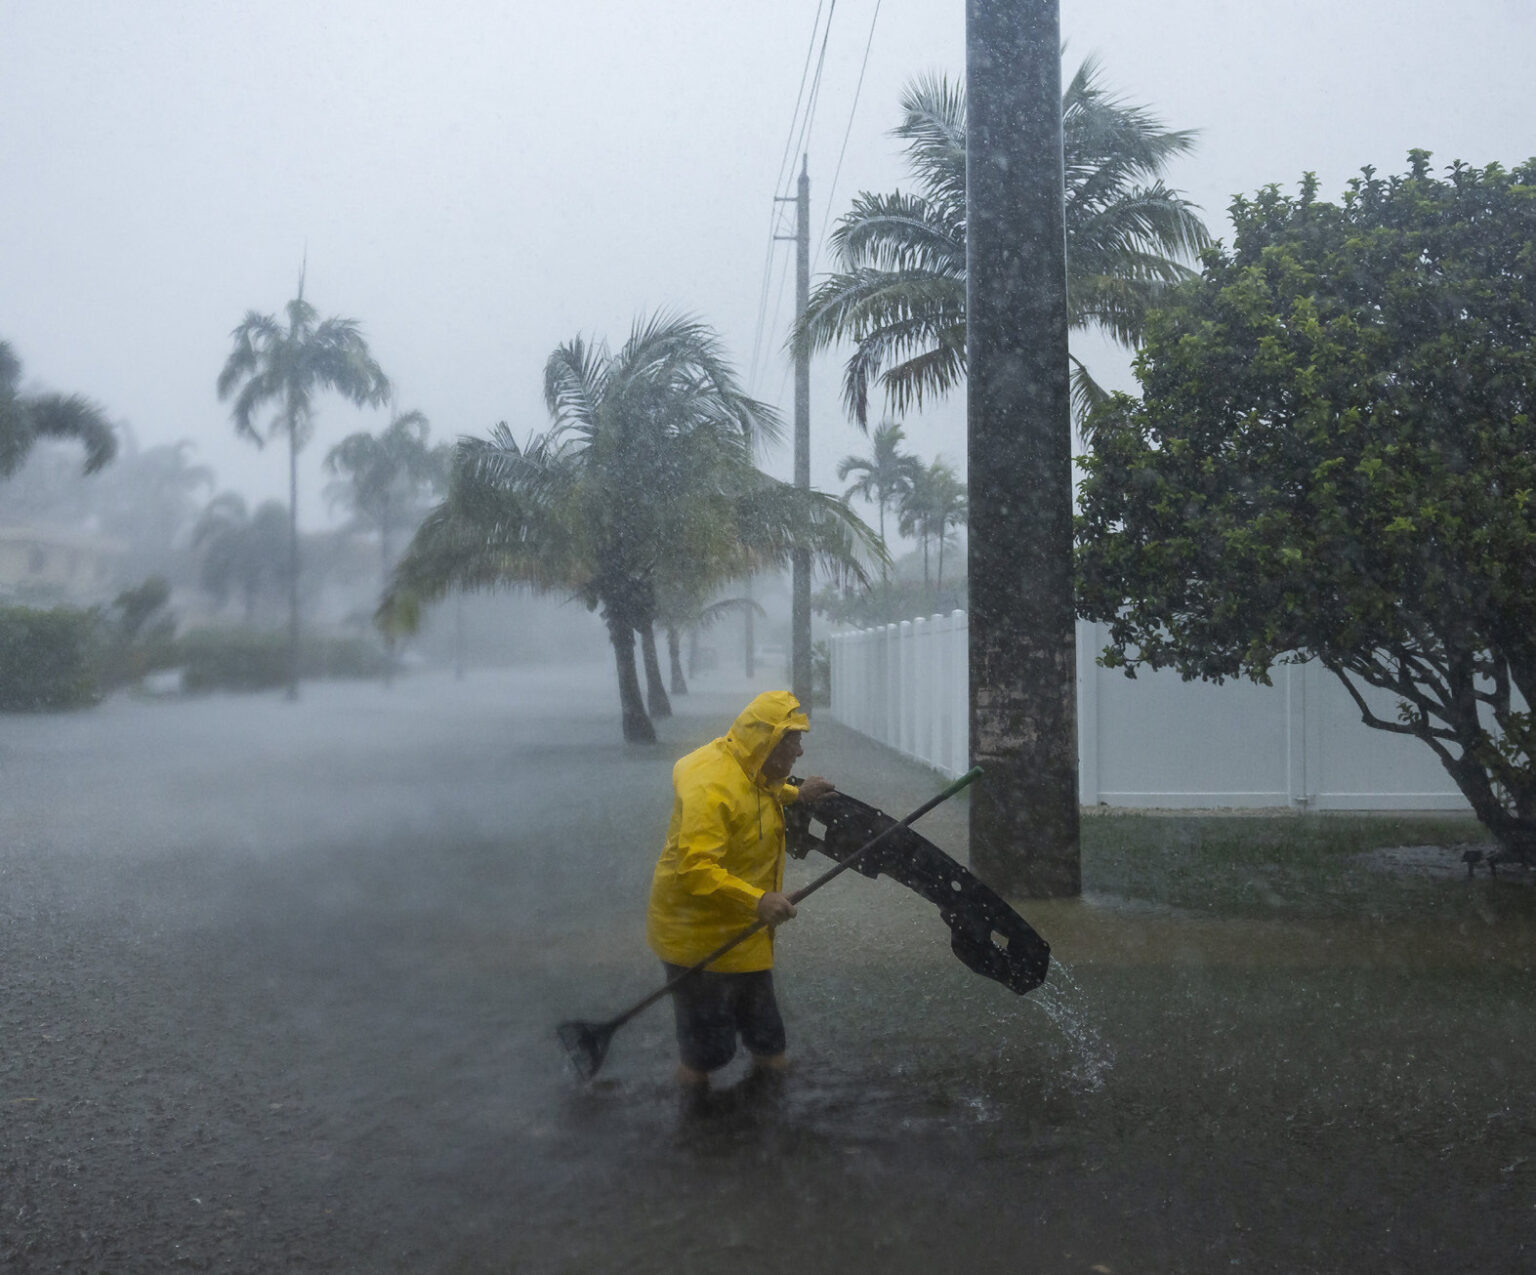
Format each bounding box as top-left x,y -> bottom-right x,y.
646,690 -> 835,1086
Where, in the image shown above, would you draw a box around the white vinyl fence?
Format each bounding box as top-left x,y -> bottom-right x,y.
828,612 -> 1471,810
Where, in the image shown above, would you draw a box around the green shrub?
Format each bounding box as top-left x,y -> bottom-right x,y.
302,636 -> 390,680
0,605 -> 100,710
176,628 -> 289,692
175,628 -> 389,692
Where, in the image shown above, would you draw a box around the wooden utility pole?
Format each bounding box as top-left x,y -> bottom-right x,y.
966,0 -> 1081,896
776,156 -> 813,710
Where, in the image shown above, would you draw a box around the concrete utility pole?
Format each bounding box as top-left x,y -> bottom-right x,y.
965,0 -> 1081,896
776,156 -> 814,711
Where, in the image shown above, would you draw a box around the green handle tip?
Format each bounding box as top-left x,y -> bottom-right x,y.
940,766 -> 983,797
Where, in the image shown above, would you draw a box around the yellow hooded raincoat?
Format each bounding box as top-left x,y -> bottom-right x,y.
646,691 -> 810,973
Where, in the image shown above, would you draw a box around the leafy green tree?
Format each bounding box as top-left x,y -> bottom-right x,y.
898,456 -> 967,588
796,59 -> 1209,426
1075,155 -> 1536,860
113,439 -> 215,564
383,313 -> 877,742
216,279 -> 390,699
0,340 -> 116,479
837,420 -> 921,580
0,429 -> 211,592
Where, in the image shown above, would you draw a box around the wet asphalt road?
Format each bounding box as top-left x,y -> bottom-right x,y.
2,664 -> 1533,1274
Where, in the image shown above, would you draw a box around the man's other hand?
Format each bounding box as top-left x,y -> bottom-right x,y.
756,891 -> 797,926
796,776 -> 836,803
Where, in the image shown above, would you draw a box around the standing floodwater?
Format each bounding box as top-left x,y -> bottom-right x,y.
2,668 -> 1532,1273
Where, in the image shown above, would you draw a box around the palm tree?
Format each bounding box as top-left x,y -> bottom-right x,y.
216,278 -> 390,699
0,340 -> 116,479
795,59 -> 1210,428
193,492 -> 291,624
898,457 -> 968,589
654,590 -> 763,696
324,410 -> 447,572
381,313 -> 879,743
325,410 -> 448,684
837,420 -> 922,580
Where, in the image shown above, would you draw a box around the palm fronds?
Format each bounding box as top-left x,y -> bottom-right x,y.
0,340 -> 118,478
793,58 -> 1210,428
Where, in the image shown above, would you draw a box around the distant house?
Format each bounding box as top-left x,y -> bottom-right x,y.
0,524 -> 125,605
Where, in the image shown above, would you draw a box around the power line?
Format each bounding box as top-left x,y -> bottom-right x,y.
789,0 -> 838,180
813,0 -> 882,273
770,1 -> 827,209
750,2 -> 831,391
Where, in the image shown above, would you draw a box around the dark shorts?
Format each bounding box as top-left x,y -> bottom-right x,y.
662,963 -> 786,1073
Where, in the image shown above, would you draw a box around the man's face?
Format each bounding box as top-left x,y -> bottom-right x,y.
761,729 -> 804,784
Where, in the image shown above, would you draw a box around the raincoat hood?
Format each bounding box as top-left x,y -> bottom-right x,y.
724,691 -> 810,786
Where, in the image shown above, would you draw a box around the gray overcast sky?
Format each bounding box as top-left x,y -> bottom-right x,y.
3,0 -> 1532,530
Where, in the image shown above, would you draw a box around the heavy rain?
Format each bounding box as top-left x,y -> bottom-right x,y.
2,2 -> 1534,1272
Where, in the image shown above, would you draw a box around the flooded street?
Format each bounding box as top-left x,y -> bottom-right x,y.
2,668 -> 1532,1273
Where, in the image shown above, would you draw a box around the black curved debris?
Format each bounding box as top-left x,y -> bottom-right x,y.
786,785 -> 1051,995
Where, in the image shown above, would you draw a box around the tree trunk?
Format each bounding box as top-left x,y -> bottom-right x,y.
286,421 -> 301,702
640,623 -> 672,718
966,0 -> 1080,897
667,626 -> 688,695
877,500 -> 888,585
607,615 -> 655,743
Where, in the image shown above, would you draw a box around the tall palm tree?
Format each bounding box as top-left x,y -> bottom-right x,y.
216,278 -> 390,699
837,420 -> 922,580
927,461 -> 967,590
0,340 -> 116,480
796,59 -> 1210,428
381,313 -> 878,743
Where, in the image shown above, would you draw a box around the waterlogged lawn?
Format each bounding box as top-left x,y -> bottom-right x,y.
1080,811 -> 1519,921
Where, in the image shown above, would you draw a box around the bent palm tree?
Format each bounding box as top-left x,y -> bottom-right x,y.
0,340 -> 117,479
796,59 -> 1210,428
216,280 -> 390,699
382,313 -> 879,742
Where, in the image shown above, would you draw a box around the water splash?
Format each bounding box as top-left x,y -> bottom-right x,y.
1028,959 -> 1117,1092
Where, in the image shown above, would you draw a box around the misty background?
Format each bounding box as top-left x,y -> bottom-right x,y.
4,0 -> 1532,533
